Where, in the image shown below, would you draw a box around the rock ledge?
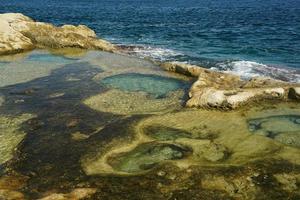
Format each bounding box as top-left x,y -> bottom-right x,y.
161,62 -> 300,109
0,13 -> 116,55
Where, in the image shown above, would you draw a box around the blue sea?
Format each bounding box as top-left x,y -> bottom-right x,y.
1,0 -> 300,81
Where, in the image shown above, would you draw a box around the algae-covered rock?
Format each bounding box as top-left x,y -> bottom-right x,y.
38,188 -> 97,200
83,89 -> 184,115
0,114 -> 33,164
0,95 -> 4,107
175,138 -> 228,162
0,189 -> 24,200
108,142 -> 189,173
143,126 -> 193,141
0,13 -> 116,55
274,173 -> 300,193
248,115 -> 300,148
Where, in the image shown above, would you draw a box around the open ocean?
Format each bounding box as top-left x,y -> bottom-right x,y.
1,0 -> 300,81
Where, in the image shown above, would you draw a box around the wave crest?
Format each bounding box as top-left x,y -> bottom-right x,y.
118,45 -> 183,61
213,60 -> 300,83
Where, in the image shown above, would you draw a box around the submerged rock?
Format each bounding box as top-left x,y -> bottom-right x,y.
0,95 -> 4,107
83,89 -> 184,115
143,126 -> 193,141
108,142 -> 189,173
0,13 -> 116,55
161,62 -> 300,109
38,188 -> 97,200
0,189 -> 24,200
274,173 -> 300,193
101,73 -> 186,98
248,115 -> 300,148
0,114 -> 34,164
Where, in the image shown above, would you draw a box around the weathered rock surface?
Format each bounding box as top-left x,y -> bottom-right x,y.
0,13 -> 116,55
289,87 -> 300,100
161,62 -> 300,109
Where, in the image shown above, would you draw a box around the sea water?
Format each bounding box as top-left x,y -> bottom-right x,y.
1,0 -> 299,81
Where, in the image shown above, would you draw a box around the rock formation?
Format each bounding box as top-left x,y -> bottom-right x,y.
161,62 -> 300,109
0,13 -> 116,55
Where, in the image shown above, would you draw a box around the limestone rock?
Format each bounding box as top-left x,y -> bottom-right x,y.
0,13 -> 34,55
0,13 -> 116,55
162,62 -> 300,109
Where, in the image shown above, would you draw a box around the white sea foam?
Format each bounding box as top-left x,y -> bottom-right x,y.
119,45 -> 183,61
118,43 -> 300,83
213,60 -> 300,83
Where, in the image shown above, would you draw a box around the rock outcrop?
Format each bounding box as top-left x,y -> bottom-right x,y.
161,62 -> 300,109
0,13 -> 116,55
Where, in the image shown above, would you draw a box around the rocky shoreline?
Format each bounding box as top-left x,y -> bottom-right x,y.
2,13 -> 300,111
1,14 -> 300,199
1,13 -> 300,110
0,13 -> 116,55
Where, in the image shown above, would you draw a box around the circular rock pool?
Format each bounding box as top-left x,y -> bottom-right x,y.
101,73 -> 187,98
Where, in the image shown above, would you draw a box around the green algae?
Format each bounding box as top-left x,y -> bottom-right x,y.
101,73 -> 187,98
143,126 -> 193,141
0,114 -> 33,165
109,142 -> 189,173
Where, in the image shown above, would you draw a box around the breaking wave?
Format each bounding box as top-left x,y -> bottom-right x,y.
212,60 -> 300,83
118,45 -> 183,61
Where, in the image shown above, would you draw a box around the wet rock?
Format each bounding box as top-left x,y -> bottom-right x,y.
10,88 -> 37,95
71,132 -> 89,141
0,189 -> 24,200
0,95 -> 4,107
274,173 -> 300,193
177,139 -> 228,162
202,143 -> 229,162
288,87 -> 300,100
157,171 -> 166,177
274,133 -> 300,148
0,114 -> 34,164
0,175 -> 28,190
109,142 -> 189,173
66,119 -> 79,128
0,13 -> 116,55
38,188 -> 97,200
201,174 -> 258,199
144,126 -> 193,141
83,89 -> 183,115
248,115 -> 300,148
48,92 -> 65,99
